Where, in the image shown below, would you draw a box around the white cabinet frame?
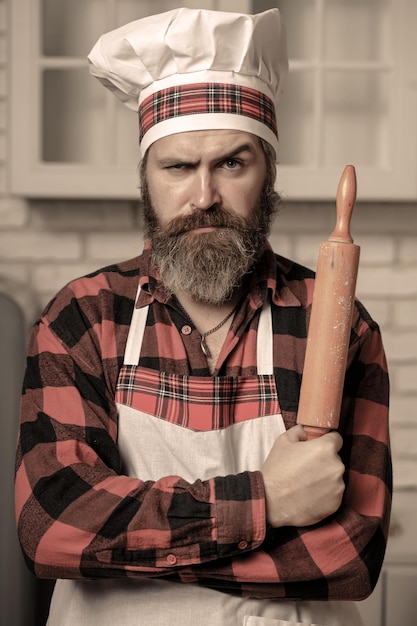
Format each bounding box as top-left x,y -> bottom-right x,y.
9,0 -> 417,200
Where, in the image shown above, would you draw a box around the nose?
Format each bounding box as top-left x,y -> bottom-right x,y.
191,171 -> 221,210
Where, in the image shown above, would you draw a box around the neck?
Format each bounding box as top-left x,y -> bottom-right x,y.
174,288 -> 244,374
175,287 -> 244,335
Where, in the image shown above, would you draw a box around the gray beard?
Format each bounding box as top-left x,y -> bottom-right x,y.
153,229 -> 260,304
144,195 -> 278,305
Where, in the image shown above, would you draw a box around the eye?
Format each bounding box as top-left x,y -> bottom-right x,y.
159,157 -> 194,171
167,163 -> 186,171
222,158 -> 241,170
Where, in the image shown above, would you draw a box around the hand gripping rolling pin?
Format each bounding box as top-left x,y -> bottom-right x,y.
296,165 -> 360,439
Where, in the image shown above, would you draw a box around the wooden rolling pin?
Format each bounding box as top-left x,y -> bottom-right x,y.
297,165 -> 360,439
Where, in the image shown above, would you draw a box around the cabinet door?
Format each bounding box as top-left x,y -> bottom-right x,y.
271,0 -> 417,200
355,573 -> 383,626
385,566 -> 417,626
10,0 -> 417,199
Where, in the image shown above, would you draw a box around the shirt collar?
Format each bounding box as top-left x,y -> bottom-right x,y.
136,239 -> 303,310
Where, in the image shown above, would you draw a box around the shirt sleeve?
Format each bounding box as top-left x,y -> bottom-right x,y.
15,294 -> 266,581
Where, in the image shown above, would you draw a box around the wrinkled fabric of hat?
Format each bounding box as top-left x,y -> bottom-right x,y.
88,7 -> 288,155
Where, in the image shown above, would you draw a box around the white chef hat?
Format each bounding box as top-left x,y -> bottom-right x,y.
88,7 -> 288,156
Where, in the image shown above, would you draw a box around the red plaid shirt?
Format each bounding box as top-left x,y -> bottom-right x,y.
15,241 -> 391,600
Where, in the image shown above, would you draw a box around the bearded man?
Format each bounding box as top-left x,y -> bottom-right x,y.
15,8 -> 391,626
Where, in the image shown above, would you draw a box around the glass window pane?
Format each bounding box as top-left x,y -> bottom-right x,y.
276,70 -> 315,166
114,105 -> 141,169
42,69 -> 108,163
43,68 -> 140,167
42,0 -> 226,57
322,70 -> 391,168
277,0 -> 316,60
42,0 -> 109,57
115,1 -> 174,27
115,0 -> 220,27
323,0 -> 392,63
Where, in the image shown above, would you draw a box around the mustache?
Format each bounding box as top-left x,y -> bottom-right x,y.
157,205 -> 254,237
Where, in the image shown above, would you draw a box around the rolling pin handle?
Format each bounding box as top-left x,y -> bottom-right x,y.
330,165 -> 357,244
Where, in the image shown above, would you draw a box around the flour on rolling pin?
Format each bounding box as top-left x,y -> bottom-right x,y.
296,165 -> 360,439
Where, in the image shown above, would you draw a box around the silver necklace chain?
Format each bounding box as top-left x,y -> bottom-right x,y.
175,297 -> 238,358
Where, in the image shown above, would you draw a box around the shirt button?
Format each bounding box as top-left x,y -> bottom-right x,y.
181,325 -> 192,335
238,540 -> 248,550
166,553 -> 177,565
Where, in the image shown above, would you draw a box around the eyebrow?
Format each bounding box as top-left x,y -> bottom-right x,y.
215,143 -> 257,163
158,142 -> 257,168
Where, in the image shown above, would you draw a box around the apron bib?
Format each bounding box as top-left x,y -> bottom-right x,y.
48,290 -> 363,626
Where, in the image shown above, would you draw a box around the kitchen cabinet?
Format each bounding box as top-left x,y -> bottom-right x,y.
10,0 -> 417,199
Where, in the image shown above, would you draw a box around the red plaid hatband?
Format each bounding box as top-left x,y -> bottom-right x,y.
138,83 -> 277,146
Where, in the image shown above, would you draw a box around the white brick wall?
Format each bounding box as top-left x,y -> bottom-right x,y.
1,0 -> 416,489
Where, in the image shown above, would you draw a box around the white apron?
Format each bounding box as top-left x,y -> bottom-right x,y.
48,291 -> 363,626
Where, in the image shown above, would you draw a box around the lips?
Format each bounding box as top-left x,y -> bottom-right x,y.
164,207 -> 248,238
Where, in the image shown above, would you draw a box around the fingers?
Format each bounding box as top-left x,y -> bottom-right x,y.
284,425 -> 343,451
320,430 -> 343,452
285,424 -> 308,443
262,425 -> 345,528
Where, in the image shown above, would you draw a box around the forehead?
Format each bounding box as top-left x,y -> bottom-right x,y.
148,129 -> 263,160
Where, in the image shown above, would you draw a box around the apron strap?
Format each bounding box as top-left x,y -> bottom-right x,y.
124,285 -> 273,375
123,286 -> 148,365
